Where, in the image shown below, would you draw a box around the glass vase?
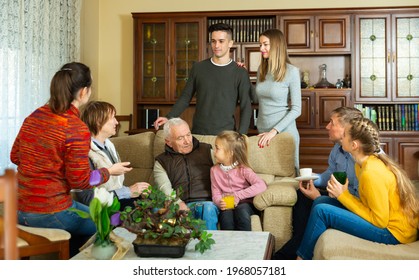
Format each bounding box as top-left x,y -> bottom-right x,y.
91,241 -> 117,260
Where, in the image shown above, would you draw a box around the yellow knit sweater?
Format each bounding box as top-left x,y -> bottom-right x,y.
338,155 -> 418,244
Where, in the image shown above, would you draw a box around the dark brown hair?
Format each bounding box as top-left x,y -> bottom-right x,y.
81,101 -> 116,136
208,23 -> 233,40
49,62 -> 92,114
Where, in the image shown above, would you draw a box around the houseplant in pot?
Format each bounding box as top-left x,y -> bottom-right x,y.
71,188 -> 121,259
119,186 -> 215,258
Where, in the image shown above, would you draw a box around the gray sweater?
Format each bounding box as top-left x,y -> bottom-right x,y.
167,58 -> 252,135
254,64 -> 302,169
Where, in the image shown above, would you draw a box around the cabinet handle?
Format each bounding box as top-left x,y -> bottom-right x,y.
387,51 -> 390,63
392,51 -> 396,63
310,30 -> 314,38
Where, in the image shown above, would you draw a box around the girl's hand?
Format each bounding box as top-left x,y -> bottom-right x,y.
326,174 -> 348,198
219,200 -> 227,211
257,129 -> 278,148
299,180 -> 321,200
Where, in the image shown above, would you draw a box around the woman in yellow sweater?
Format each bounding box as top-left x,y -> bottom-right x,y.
297,117 -> 419,260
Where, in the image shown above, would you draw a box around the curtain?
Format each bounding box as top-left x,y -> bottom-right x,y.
0,0 -> 81,172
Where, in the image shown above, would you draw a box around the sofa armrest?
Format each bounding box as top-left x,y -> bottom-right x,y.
253,181 -> 297,211
314,229 -> 419,260
251,215 -> 263,232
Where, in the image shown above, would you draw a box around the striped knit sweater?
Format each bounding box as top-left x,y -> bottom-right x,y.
10,104 -> 109,213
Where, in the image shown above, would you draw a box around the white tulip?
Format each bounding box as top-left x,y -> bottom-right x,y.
94,187 -> 114,207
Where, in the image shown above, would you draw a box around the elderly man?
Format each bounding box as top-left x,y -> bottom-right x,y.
153,118 -> 219,230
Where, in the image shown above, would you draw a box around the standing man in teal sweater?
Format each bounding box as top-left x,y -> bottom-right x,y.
154,23 -> 252,135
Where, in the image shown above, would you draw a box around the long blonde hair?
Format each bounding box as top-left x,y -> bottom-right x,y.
216,131 -> 251,169
348,117 -> 419,226
258,29 -> 291,82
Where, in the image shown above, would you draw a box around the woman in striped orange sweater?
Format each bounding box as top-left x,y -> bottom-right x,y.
10,62 -> 131,255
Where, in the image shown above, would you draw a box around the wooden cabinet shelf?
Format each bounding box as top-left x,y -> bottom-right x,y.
280,14 -> 351,54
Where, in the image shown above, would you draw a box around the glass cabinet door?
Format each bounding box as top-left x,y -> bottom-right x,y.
142,23 -> 167,99
174,22 -> 200,99
356,16 -> 391,101
393,15 -> 419,101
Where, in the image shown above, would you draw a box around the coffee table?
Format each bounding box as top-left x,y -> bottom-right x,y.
71,227 -> 274,260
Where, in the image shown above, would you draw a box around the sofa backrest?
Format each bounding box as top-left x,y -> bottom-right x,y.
112,130 -> 295,187
110,132 -> 156,186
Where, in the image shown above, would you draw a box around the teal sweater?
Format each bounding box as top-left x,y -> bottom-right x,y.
167,58 -> 252,135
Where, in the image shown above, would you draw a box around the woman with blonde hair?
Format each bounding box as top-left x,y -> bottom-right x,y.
211,130 -> 267,230
254,29 -> 301,172
297,117 -> 419,260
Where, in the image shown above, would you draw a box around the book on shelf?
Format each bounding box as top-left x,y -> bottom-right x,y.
401,104 -> 406,131
389,106 -> 394,131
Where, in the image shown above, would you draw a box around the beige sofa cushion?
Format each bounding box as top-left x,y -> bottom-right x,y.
111,132 -> 155,185
253,181 -> 298,210
247,132 -> 295,178
314,229 -> 419,260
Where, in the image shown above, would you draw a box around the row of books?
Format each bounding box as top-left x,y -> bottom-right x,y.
207,17 -> 275,43
354,104 -> 419,131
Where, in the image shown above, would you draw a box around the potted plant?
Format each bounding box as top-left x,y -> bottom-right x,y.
119,186 -> 215,258
71,188 -> 120,259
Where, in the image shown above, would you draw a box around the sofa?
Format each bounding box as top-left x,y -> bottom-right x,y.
111,131 -> 419,259
110,130 -> 298,252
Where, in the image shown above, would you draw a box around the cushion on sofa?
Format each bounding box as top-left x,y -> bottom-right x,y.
247,132 -> 295,178
314,228 -> 419,260
111,132 -> 155,185
253,182 -> 298,211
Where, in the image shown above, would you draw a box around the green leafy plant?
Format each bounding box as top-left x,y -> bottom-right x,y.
71,188 -> 120,246
119,186 -> 215,254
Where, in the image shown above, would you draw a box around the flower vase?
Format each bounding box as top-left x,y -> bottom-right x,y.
91,241 -> 117,260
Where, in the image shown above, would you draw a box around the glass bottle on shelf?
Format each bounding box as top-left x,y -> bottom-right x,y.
314,64 -> 335,88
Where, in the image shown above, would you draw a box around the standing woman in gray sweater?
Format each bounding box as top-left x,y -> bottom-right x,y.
254,29 -> 302,172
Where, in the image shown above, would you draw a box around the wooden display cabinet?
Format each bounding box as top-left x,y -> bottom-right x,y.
280,14 -> 351,53
354,13 -> 419,103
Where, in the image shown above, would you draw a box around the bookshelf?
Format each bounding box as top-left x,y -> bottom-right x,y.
355,104 -> 419,132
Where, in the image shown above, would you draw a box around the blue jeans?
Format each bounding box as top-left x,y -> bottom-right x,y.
296,196 -> 400,260
18,200 -> 96,236
188,201 -> 219,230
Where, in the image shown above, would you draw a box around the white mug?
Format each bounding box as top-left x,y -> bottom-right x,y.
299,168 -> 312,177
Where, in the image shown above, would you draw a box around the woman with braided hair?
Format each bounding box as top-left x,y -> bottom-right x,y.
296,117 -> 419,260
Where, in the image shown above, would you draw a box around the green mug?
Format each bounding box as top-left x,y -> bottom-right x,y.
333,171 -> 347,184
